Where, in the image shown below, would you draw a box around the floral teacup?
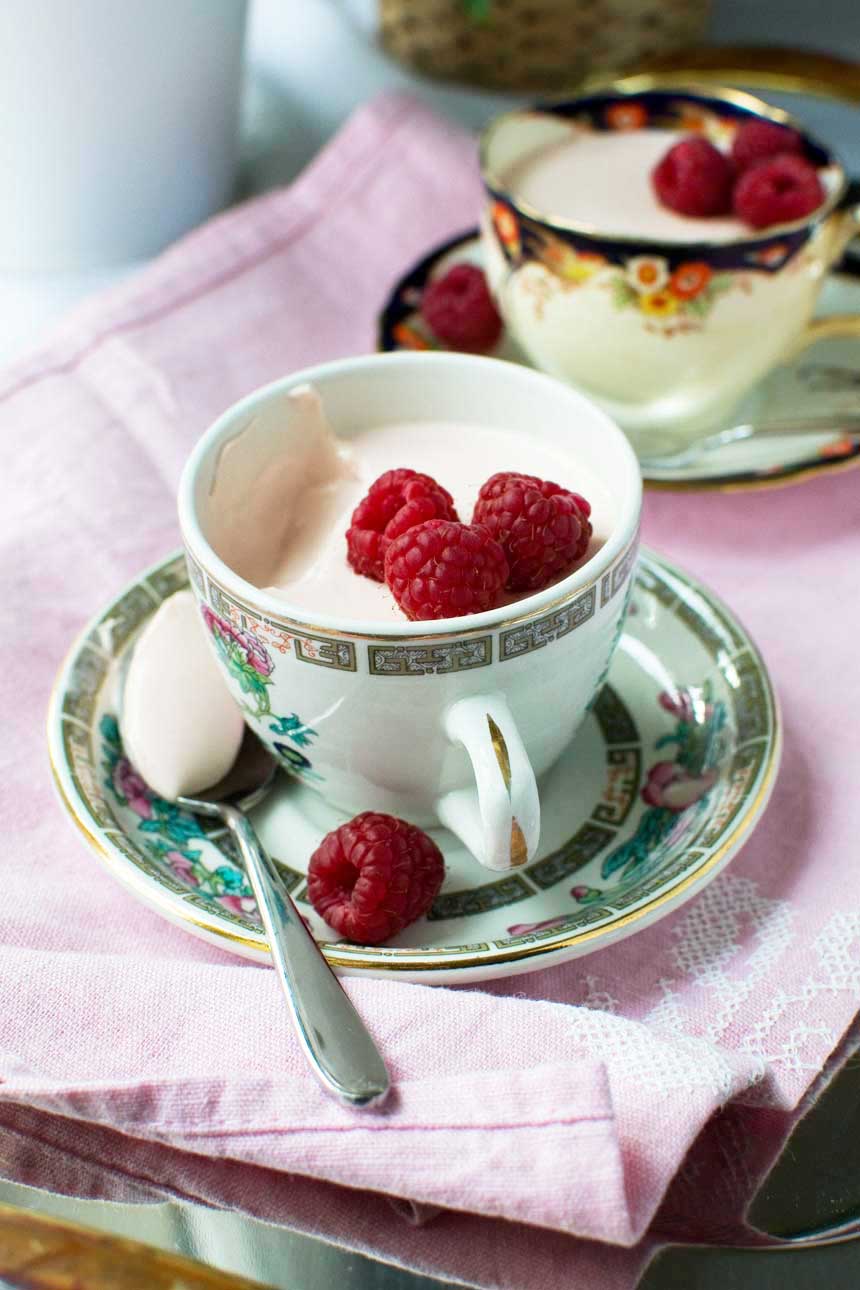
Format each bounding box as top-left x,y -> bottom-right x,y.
178,352 -> 641,872
480,88 -> 860,438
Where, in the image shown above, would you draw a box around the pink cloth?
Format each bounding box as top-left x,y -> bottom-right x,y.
3,92 -> 860,1288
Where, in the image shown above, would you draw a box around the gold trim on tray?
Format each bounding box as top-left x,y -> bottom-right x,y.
595,47 -> 860,104
0,1202 -> 267,1289
47,547 -> 781,976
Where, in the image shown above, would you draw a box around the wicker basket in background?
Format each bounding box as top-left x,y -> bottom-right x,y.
379,0 -> 711,92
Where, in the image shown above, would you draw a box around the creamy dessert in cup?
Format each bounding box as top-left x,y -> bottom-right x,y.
178,352 -> 641,873
480,88 -> 860,440
210,386 -> 613,623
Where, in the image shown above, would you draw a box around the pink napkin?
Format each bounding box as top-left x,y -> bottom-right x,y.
4,92 -> 860,1289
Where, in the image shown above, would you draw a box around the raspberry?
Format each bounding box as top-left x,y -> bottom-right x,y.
472,472 -> 592,592
652,137 -> 733,217
731,119 -> 804,173
346,469 -> 458,582
384,519 -> 508,621
420,263 -> 503,353
307,812 -> 444,945
732,153 -> 824,229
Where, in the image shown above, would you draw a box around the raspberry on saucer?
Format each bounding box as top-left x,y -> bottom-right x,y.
308,812 -> 444,945
421,263 -> 503,353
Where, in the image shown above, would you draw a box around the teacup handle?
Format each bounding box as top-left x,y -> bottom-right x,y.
783,312 -> 860,362
780,197 -> 860,361
436,694 -> 540,871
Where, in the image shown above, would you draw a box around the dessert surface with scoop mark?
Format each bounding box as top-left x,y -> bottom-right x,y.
268,421 -> 612,621
209,387 -> 614,624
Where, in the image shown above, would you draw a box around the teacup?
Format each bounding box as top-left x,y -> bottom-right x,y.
479,87 -> 860,438
178,352 -> 641,872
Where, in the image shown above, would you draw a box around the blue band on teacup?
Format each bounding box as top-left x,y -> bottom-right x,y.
486,188 -> 813,276
483,89 -> 838,276
529,90 -> 831,168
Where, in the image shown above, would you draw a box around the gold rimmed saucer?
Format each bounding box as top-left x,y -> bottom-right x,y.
48,547 -> 780,985
378,228 -> 860,493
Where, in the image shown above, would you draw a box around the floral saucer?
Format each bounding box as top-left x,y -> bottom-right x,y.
48,548 -> 779,985
379,229 -> 860,493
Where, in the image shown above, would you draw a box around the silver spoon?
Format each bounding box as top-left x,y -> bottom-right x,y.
119,646 -> 390,1108
638,413 -> 860,472
176,731 -> 390,1108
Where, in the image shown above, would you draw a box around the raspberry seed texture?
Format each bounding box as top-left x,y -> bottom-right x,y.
472,472 -> 592,592
384,518 -> 509,621
346,468 -> 458,583
308,812 -> 445,945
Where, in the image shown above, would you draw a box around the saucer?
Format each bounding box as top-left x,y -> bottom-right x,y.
378,229 -> 860,493
48,548 -> 780,985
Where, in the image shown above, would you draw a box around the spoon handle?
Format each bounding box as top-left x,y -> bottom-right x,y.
640,416 -> 860,470
219,803 -> 390,1108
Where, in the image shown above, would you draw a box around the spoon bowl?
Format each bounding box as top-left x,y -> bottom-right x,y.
176,729 -> 277,816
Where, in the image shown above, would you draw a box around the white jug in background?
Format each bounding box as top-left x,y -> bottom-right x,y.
0,0 -> 248,269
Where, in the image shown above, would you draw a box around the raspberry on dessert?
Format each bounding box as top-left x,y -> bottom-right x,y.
731,119 -> 804,173
732,153 -> 825,229
384,518 -> 509,621
420,263 -> 503,353
652,137 -> 733,217
307,811 -> 444,945
346,468 -> 458,582
472,472 -> 592,592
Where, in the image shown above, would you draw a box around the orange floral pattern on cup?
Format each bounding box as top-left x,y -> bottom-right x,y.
492,201 -> 520,258
668,262 -> 712,299
527,232 -> 746,335
605,100 -> 648,131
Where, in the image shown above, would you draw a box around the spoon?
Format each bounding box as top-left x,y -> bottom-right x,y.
175,732 -> 390,1109
637,413 -> 860,472
119,637 -> 390,1108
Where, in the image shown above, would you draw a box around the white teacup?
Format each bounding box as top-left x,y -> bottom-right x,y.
480,88 -> 860,437
178,353 -> 641,872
